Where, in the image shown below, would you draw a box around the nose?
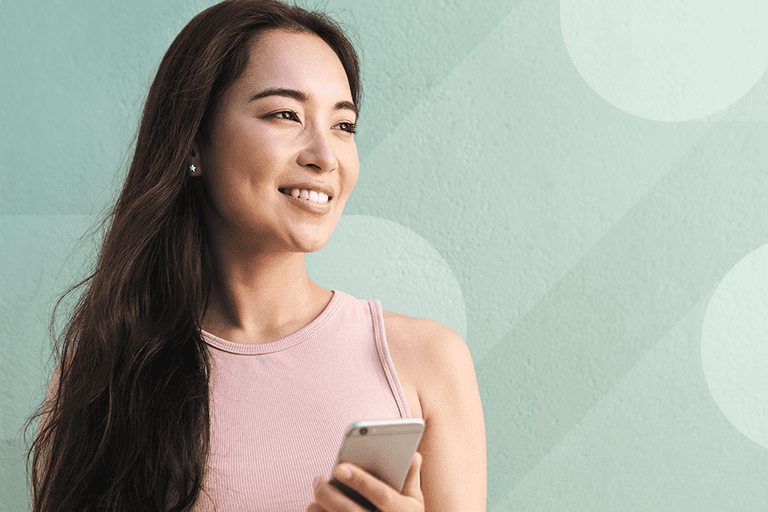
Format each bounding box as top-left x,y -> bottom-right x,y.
297,125 -> 337,172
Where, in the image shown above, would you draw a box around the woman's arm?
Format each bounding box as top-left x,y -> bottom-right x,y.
407,319 -> 487,511
308,318 -> 487,512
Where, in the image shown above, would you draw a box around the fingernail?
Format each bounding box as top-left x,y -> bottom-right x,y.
313,476 -> 322,488
333,464 -> 352,480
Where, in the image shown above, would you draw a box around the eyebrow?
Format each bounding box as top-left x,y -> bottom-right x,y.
248,87 -> 358,118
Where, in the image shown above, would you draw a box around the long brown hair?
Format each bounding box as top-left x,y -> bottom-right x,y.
23,1 -> 360,510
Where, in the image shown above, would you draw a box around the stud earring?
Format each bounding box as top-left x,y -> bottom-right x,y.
189,164 -> 197,174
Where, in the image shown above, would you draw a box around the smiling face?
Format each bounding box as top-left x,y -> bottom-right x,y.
193,29 -> 359,255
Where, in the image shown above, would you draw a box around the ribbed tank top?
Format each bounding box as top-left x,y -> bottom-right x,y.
192,289 -> 412,512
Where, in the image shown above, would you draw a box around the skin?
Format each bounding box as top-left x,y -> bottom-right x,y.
190,28 -> 486,511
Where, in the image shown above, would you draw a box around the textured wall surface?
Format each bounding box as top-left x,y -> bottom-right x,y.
3,0 -> 768,510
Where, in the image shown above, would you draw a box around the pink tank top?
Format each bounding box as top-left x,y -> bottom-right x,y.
192,289 -> 411,511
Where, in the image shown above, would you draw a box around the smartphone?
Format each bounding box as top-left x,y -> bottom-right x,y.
328,418 -> 425,511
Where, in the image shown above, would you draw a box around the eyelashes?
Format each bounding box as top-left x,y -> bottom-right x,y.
272,110 -> 300,122
270,110 -> 356,134
334,122 -> 357,134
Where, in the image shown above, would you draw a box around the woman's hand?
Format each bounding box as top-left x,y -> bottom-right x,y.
306,451 -> 424,512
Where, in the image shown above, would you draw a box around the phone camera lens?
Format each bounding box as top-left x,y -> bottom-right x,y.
359,427 -> 368,436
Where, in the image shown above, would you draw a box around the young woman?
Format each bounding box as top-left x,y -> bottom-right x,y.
25,1 -> 486,510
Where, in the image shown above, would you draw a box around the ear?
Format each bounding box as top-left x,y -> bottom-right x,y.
189,142 -> 202,176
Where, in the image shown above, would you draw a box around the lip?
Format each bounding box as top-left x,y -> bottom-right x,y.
280,190 -> 332,214
277,181 -> 335,199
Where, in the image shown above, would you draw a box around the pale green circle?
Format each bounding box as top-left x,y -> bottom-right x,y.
305,215 -> 467,340
701,243 -> 768,448
560,0 -> 768,121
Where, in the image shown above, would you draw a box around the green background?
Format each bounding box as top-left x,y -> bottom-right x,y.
2,0 -> 768,510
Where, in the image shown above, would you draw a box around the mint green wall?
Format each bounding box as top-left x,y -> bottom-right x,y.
3,0 -> 768,510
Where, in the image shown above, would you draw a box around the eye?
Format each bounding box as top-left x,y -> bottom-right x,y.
271,110 -> 300,122
333,121 -> 357,134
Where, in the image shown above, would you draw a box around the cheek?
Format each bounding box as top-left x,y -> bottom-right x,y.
348,168 -> 359,190
341,146 -> 360,190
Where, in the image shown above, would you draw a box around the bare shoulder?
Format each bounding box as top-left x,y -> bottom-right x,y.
382,310 -> 487,510
381,310 -> 477,415
381,310 -> 467,365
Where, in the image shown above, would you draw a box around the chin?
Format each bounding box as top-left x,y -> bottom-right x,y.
290,235 -> 330,254
299,240 -> 329,253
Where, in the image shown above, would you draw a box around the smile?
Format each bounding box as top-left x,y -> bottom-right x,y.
278,188 -> 331,204
279,188 -> 332,214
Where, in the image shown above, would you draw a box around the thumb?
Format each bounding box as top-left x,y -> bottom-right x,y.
402,451 -> 424,500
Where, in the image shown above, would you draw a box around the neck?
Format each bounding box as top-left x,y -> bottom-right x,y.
202,244 -> 332,345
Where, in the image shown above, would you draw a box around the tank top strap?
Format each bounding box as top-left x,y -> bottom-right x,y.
367,298 -> 412,418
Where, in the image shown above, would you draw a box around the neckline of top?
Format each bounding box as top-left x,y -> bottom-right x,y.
200,289 -> 343,355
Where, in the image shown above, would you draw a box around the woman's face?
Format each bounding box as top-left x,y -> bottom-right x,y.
195,29 -> 359,254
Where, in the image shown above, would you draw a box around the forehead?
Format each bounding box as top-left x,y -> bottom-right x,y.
231,29 -> 353,104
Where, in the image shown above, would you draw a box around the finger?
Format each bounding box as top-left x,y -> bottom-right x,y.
313,475 -> 372,511
402,451 -> 424,500
330,463 -> 402,511
307,476 -> 332,512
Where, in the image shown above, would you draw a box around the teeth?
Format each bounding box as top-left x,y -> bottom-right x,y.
287,188 -> 330,204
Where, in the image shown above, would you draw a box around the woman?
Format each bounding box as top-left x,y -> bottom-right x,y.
25,1 -> 486,510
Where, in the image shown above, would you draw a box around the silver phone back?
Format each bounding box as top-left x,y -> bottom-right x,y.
336,419 -> 425,491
